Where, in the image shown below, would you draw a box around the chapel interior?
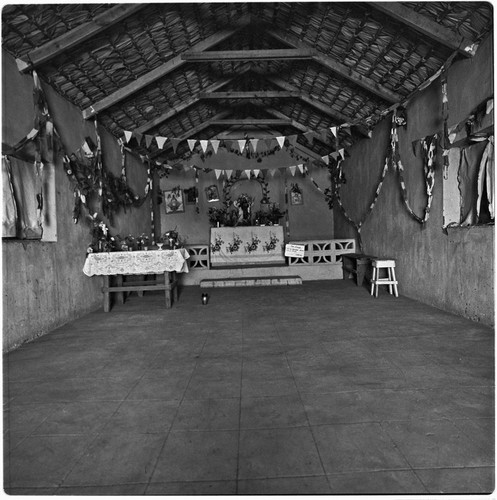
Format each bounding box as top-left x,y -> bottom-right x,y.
2,2 -> 495,496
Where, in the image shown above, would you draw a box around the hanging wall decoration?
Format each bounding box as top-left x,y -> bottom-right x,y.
164,185 -> 184,213
289,183 -> 303,205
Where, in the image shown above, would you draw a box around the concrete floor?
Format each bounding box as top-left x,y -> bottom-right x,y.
3,280 -> 495,495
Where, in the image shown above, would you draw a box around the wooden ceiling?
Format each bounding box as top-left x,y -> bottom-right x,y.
2,2 -> 493,163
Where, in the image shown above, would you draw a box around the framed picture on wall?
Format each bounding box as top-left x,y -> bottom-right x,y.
290,184 -> 303,205
184,187 -> 198,204
164,188 -> 185,213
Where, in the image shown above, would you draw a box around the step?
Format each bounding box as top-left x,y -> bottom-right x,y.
200,276 -> 302,288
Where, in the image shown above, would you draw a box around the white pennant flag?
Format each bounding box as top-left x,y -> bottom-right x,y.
226,169 -> 233,179
339,148 -> 345,160
124,131 -> 133,143
330,127 -> 337,137
297,164 -> 304,174
156,136 -> 167,149
244,170 -> 252,179
276,136 -> 285,148
187,139 -> 197,152
215,169 -> 223,179
238,140 -> 247,153
289,166 -> 297,176
250,138 -> 259,152
253,169 -> 260,177
268,168 -> 277,177
200,140 -> 209,153
321,155 -> 329,165
210,139 -> 220,154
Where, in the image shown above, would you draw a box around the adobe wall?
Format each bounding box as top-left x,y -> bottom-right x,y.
2,50 -> 151,351
334,36 -> 494,325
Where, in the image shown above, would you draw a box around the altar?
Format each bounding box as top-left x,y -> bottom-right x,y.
210,226 -> 285,267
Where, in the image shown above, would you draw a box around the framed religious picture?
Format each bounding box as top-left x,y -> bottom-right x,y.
164,187 -> 185,213
290,183 -> 303,205
205,184 -> 220,202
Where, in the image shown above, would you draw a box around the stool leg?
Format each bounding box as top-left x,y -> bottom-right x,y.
387,267 -> 393,295
370,267 -> 376,296
102,276 -> 110,312
391,267 -> 399,297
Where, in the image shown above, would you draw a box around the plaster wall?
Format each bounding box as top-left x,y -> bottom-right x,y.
2,50 -> 151,351
159,148 -> 333,244
334,36 -> 494,325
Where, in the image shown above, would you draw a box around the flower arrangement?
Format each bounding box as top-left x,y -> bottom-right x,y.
254,203 -> 286,226
208,206 -> 228,227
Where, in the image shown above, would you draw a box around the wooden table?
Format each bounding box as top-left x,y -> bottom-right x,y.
83,248 -> 190,311
341,253 -> 376,287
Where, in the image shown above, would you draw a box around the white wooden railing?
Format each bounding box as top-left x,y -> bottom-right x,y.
187,239 -> 355,269
286,239 -> 356,265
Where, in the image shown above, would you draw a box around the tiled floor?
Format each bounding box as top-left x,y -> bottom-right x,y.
3,280 -> 495,495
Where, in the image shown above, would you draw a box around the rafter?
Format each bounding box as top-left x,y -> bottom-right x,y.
266,28 -> 402,104
199,90 -> 300,99
210,118 -> 293,127
368,2 -> 475,56
181,49 -> 315,62
82,15 -> 251,119
17,4 -> 147,73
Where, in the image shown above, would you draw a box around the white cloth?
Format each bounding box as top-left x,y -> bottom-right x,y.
83,248 -> 190,276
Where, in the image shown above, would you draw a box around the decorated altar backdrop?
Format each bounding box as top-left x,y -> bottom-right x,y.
83,248 -> 190,276
210,226 -> 285,267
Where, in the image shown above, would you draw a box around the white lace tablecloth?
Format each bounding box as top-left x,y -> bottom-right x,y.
83,248 -> 190,276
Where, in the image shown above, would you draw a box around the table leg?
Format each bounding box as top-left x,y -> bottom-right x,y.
115,275 -> 124,304
102,275 -> 110,312
164,271 -> 172,309
356,263 -> 366,287
172,271 -> 178,302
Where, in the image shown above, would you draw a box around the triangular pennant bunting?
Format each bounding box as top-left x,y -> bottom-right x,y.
321,155 -> 329,165
156,136 -> 167,149
200,140 -> 209,153
304,131 -> 315,144
297,164 -> 304,174
265,138 -> 274,149
224,139 -> 233,149
124,131 -> 132,143
339,148 -> 345,160
134,131 -> 143,145
244,170 -> 252,179
330,151 -> 339,160
268,168 -> 277,177
342,126 -> 352,136
249,138 -> 259,152
276,136 -> 285,149
287,135 -> 298,146
330,127 -> 337,137
145,135 -> 154,148
289,166 -> 297,176
210,139 -> 220,154
237,140 -> 246,153
215,169 -> 223,179
226,169 -> 233,179
170,138 -> 181,153
187,139 -> 197,152
253,169 -> 260,177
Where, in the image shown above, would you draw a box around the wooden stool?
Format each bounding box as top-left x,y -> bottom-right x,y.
370,259 -> 398,297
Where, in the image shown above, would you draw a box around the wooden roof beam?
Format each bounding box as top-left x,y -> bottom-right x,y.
368,3 -> 476,57
82,15 -> 252,119
17,4 -> 146,73
266,28 -> 402,104
210,119 -> 293,127
182,48 -> 315,62
199,90 -> 300,99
